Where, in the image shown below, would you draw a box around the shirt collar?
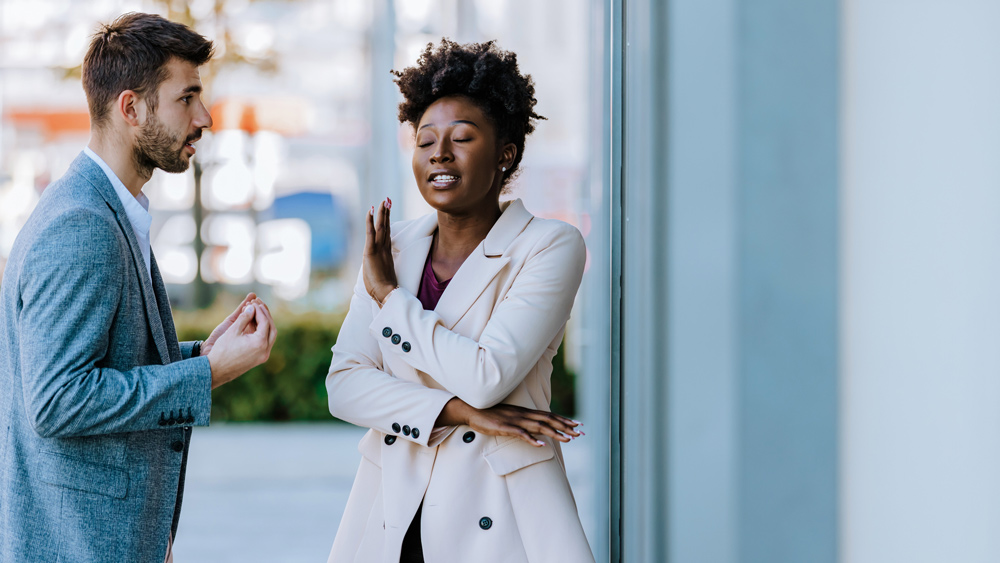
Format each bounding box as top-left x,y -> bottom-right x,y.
83,146 -> 152,236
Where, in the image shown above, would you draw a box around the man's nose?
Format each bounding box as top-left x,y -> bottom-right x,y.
195,101 -> 213,130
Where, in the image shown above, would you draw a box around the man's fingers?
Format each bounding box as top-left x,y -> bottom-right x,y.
234,304 -> 255,334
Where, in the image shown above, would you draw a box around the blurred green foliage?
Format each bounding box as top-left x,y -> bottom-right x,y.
173,304 -> 577,422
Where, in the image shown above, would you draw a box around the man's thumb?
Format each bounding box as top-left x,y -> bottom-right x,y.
234,304 -> 255,334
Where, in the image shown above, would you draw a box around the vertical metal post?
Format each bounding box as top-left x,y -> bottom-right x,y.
368,0 -> 399,211
608,0 -> 624,560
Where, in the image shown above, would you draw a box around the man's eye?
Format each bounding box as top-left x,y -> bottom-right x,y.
454,138 -> 471,143
181,96 -> 191,104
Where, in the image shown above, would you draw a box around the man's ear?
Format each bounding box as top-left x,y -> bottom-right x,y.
116,90 -> 144,127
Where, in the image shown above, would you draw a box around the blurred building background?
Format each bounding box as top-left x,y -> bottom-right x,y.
4,0 -> 1000,562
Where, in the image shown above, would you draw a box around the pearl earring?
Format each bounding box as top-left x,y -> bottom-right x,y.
501,166 -> 507,172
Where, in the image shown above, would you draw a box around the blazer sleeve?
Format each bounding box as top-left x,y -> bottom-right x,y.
371,222 -> 586,410
326,271 -> 456,447
17,209 -> 212,438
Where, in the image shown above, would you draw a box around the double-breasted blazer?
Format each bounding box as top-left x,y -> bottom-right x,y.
0,153 -> 212,562
326,198 -> 596,563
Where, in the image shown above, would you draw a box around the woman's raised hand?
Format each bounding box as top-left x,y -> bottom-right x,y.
437,397 -> 584,447
363,198 -> 399,306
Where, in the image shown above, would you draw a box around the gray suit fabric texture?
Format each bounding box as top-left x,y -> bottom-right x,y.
0,152 -> 213,562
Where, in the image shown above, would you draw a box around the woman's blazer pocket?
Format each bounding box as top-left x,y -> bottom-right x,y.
37,451 -> 129,499
482,436 -> 555,476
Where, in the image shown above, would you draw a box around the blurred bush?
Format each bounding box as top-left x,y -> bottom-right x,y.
173,304 -> 577,422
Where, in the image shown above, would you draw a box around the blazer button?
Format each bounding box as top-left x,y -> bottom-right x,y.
391,334 -> 402,345
384,435 -> 396,445
463,431 -> 476,443
382,327 -> 393,338
402,425 -> 411,436
158,413 -> 167,426
411,428 -> 420,439
170,441 -> 184,453
401,342 -> 411,353
479,517 -> 492,530
167,411 -> 176,425
392,422 -> 401,433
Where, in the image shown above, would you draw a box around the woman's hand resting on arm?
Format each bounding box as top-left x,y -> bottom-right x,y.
436,397 -> 583,447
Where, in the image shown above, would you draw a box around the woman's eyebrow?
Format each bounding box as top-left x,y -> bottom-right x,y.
418,120 -> 480,130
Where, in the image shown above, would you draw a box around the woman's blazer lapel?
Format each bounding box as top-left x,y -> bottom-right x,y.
390,199 -> 533,331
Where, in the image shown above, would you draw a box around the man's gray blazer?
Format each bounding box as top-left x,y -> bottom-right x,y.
0,153 -> 213,562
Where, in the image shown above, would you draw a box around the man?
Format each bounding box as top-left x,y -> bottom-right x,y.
0,13 -> 277,562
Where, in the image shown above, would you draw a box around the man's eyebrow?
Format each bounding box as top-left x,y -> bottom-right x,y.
418,119 -> 480,131
180,85 -> 202,95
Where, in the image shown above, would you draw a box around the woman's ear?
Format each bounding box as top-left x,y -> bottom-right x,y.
499,142 -> 517,171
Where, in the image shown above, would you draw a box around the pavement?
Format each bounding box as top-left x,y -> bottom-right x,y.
171,423 -> 596,562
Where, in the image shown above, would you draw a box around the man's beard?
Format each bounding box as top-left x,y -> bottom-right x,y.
133,113 -> 195,176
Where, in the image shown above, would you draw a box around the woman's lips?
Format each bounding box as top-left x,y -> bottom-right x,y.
430,174 -> 459,189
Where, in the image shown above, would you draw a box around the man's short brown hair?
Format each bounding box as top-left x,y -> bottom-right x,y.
82,12 -> 214,128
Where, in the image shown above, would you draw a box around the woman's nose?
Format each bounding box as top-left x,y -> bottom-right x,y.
430,141 -> 453,163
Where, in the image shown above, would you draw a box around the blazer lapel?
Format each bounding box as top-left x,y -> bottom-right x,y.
151,255 -> 182,363
391,213 -> 438,295
433,199 -> 532,330
74,153 -> 171,365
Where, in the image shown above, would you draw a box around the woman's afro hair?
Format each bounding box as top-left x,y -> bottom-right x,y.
392,39 -> 545,188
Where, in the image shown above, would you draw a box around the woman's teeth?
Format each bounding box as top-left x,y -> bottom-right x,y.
432,175 -> 458,186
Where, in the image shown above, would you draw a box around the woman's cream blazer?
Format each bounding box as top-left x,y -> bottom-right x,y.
326,199 -> 595,563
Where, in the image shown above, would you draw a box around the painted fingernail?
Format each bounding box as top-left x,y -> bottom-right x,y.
572,420 -> 583,426
536,440 -> 545,446
244,305 -> 254,314
387,197 -> 392,208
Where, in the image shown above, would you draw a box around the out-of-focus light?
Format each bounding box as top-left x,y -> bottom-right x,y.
0,152 -> 41,256
146,168 -> 195,210
255,218 -> 310,300
252,131 -> 284,210
237,23 -> 274,58
395,0 -> 434,32
63,23 -> 90,65
201,214 -> 256,284
333,0 -> 372,30
205,160 -> 254,209
158,247 -> 198,284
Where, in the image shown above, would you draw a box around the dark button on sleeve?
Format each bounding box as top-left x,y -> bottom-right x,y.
463,431 -> 476,443
402,425 -> 411,436
384,435 -> 396,445
479,517 -> 492,530
401,342 -> 411,352
411,428 -> 420,439
392,422 -> 401,433
391,334 -> 402,345
382,327 -> 393,338
158,413 -> 167,427
170,441 -> 184,453
166,411 -> 176,425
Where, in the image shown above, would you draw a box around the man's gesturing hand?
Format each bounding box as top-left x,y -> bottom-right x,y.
205,298 -> 277,389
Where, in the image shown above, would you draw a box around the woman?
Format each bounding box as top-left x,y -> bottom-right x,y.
326,39 -> 595,563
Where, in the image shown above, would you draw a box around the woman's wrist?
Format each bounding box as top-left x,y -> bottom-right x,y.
436,397 -> 471,427
368,284 -> 398,307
